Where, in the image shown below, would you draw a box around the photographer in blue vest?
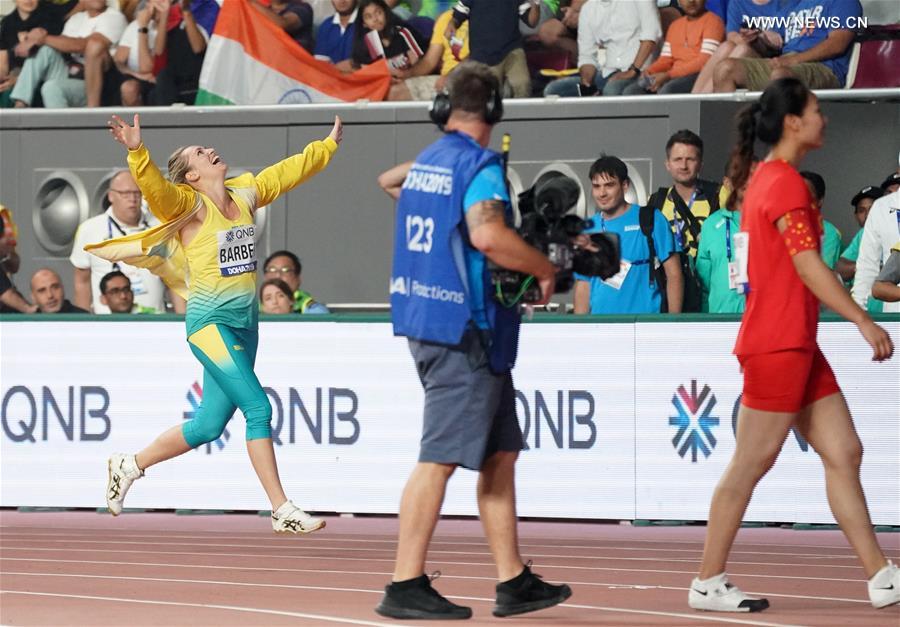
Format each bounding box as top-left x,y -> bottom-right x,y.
376,60 -> 571,621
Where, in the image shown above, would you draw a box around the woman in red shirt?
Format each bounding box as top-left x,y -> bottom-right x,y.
689,77 -> 898,613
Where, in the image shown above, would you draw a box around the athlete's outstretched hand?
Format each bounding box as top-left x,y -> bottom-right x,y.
328,116 -> 343,145
858,318 -> 894,362
108,114 -> 142,151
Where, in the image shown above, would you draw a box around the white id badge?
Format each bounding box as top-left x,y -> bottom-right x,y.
730,232 -> 750,292
217,224 -> 257,277
603,259 -> 632,290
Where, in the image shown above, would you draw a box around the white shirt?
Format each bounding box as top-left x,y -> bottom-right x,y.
61,10 -> 128,64
70,208 -> 166,314
115,20 -> 158,73
577,0 -> 661,77
851,191 -> 900,313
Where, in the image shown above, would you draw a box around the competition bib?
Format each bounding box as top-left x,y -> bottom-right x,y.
217,224 -> 257,277
603,260 -> 632,290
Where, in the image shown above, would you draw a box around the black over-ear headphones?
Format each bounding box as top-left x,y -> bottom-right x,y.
429,84 -> 504,130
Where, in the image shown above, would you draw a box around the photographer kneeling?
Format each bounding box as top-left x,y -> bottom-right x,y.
376,60 -> 572,620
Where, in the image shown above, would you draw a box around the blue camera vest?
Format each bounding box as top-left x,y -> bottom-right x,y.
391,132 -> 520,373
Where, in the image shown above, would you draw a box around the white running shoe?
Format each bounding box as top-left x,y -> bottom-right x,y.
869,561 -> 900,609
271,500 -> 326,534
688,573 -> 769,612
106,453 -> 143,516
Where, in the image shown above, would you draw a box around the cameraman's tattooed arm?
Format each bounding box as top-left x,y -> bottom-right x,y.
465,199 -> 506,231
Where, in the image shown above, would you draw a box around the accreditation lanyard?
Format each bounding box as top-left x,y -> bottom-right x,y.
674,189 -> 698,250
724,215 -> 733,261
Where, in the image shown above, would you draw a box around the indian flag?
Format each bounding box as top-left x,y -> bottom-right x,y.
196,0 -> 391,105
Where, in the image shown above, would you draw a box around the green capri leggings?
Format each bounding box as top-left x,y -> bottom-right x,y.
183,324 -> 272,448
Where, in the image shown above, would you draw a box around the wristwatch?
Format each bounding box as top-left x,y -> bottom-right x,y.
628,64 -> 640,74
138,26 -> 149,34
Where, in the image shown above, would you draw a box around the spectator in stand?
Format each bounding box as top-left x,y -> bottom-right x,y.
9,0 -> 126,108
100,270 -> 157,313
0,0 -> 67,107
836,186 -> 883,302
872,243 -> 900,304
447,0 -> 540,98
697,158 -> 746,313
852,186 -> 900,313
574,156 -> 683,315
536,0 -> 585,68
714,0 -> 860,91
351,0 -> 428,99
0,205 -> 37,313
250,0 -> 315,53
692,0 -> 785,93
31,268 -> 88,314
387,7 -> 468,100
70,169 -> 172,314
315,0 -> 357,71
148,0 -> 209,105
262,250 -> 330,314
112,1 -> 165,106
625,0 -> 724,95
543,0 -> 660,97
881,171 -> 900,194
646,130 -> 721,312
799,171 -> 842,270
259,278 -> 296,314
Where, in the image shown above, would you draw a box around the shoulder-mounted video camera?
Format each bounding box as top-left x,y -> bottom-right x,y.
492,171 -> 620,306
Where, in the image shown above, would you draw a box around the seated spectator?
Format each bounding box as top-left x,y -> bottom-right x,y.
800,170 -> 842,270
881,171 -> 900,194
262,250 -> 330,314
0,205 -> 37,313
111,2 -> 165,106
99,270 -> 158,313
389,7 -> 468,100
696,157 -> 746,313
714,0 -> 860,91
9,0 -> 126,108
0,0 -> 68,107
872,243 -> 900,303
837,185 -> 885,312
852,183 -> 900,312
536,0 -> 585,68
250,0 -> 315,53
573,156 -> 683,315
625,0 -> 724,95
448,0 -> 540,98
315,0 -> 357,71
543,0 -> 660,97
31,268 -> 87,313
352,0 -> 428,99
147,0 -> 209,106
260,278 -> 295,314
692,0 -> 784,93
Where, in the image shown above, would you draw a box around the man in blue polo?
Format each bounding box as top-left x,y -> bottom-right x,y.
376,60 -> 571,621
574,155 -> 683,314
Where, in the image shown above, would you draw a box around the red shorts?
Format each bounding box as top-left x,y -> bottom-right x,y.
738,348 -> 840,413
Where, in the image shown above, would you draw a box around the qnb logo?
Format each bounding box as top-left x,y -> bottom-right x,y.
183,381 -> 231,454
670,380 -> 719,463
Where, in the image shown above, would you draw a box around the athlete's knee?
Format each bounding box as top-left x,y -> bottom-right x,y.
818,437 -> 863,471
243,397 -> 273,441
183,419 -> 227,447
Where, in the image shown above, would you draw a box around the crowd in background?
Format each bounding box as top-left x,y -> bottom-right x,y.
1,0 -> 897,108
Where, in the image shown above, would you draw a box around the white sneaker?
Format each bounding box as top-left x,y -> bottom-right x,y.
271,500 -> 325,534
106,453 -> 143,516
869,561 -> 900,609
689,573 -> 769,612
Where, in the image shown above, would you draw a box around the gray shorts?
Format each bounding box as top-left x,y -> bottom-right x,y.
408,330 -> 523,471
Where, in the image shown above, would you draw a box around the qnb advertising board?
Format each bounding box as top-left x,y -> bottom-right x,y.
1,320 -> 898,524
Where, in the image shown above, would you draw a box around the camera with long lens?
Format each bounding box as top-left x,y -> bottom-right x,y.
492,172 -> 620,306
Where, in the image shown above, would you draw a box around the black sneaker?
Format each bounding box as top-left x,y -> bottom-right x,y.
493,563 -> 572,617
375,572 -> 472,620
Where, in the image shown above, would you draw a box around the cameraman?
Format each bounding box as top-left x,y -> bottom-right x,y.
376,61 -> 570,620
574,156 -> 683,314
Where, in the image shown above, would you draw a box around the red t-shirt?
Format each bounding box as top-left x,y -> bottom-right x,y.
734,160 -> 822,356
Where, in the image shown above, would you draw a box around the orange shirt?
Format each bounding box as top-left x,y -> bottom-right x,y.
646,12 -> 725,78
734,161 -> 822,357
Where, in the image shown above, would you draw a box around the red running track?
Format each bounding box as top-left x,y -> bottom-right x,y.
1,511 -> 898,626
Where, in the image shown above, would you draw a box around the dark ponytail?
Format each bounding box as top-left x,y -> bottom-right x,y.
727,77 -> 810,206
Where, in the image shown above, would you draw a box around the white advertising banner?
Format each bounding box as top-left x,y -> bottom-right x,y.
1,320 -> 897,524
